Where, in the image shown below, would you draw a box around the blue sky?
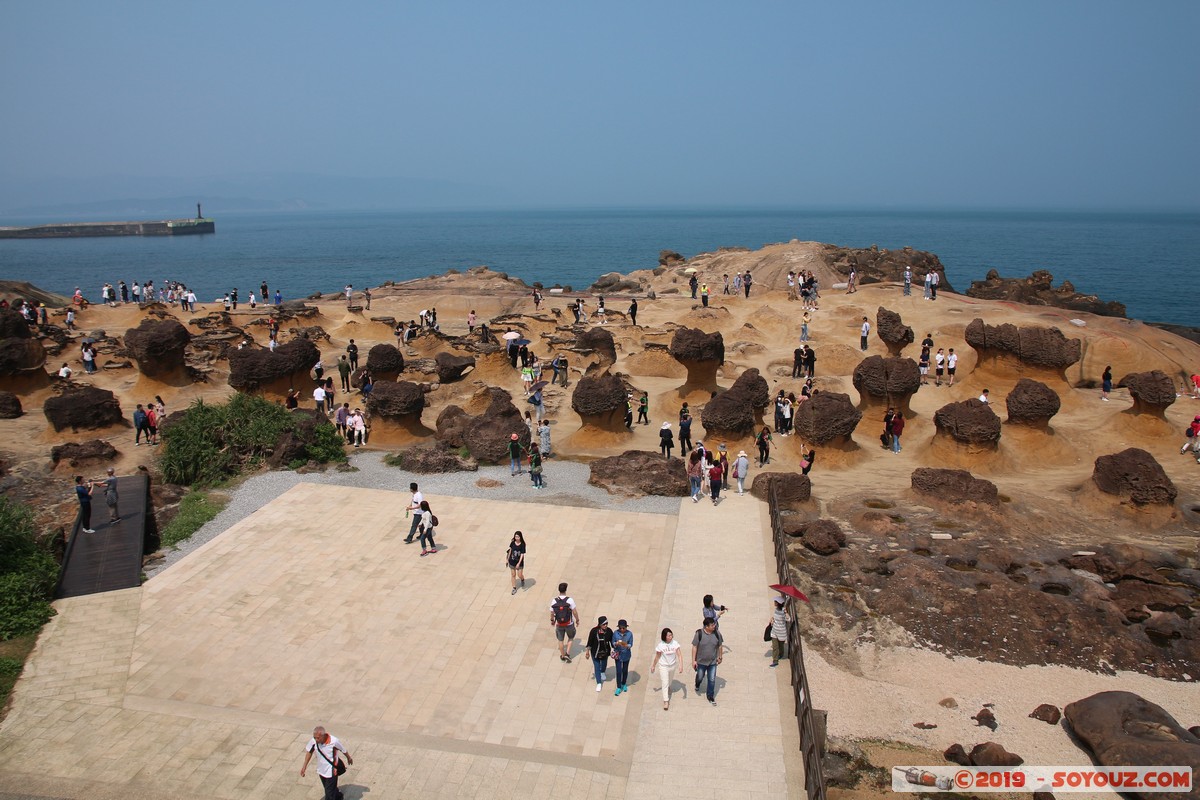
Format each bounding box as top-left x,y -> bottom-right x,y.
2,1 -> 1197,211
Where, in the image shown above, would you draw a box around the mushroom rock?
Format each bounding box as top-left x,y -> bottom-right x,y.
796,519 -> 846,555
0,308 -> 49,391
964,318 -> 1081,379
575,326 -> 617,369
228,338 -> 320,397
910,468 -> 1000,506
434,352 -> 475,383
365,343 -> 406,381
43,385 -> 124,432
0,390 -> 22,419
589,450 -> 689,496
1064,691 -> 1200,796
792,392 -> 862,446
669,327 -> 725,395
852,355 -> 921,415
749,471 -> 813,504
701,367 -> 770,438
1004,378 -> 1061,428
364,380 -> 429,442
435,387 -> 531,464
571,373 -> 631,433
1118,370 -> 1176,419
1092,448 -> 1177,506
123,318 -> 192,381
933,399 -> 1002,450
875,307 -> 914,356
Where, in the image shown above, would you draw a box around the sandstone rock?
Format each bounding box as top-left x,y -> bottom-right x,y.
44,386 -> 124,432
965,318 -> 1082,371
1005,378 -> 1061,426
0,390 -> 21,418
0,308 -> 47,385
968,742 -> 1023,767
228,338 -> 320,394
365,343 -> 405,380
750,472 -> 812,504
1092,448 -> 1177,506
365,380 -> 425,420
1064,691 -> 1200,799
434,352 -> 475,383
966,269 -> 1126,317
575,327 -> 617,366
1118,370 -> 1177,417
588,450 -> 689,496
797,519 -> 846,555
934,399 -> 1002,446
821,245 -> 951,291
973,707 -> 998,731
1029,704 -> 1062,725
571,374 -> 629,431
391,445 -> 478,473
910,468 -> 1000,505
1108,581 -> 1192,624
875,307 -> 914,356
123,318 -> 191,378
793,392 -> 862,445
659,250 -> 685,267
50,439 -> 118,467
435,387 -> 530,464
852,356 -> 921,413
434,405 -> 470,448
669,327 -> 724,391
701,368 -> 769,437
943,744 -> 970,766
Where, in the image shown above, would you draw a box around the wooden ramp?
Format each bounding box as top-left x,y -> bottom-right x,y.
55,473 -> 149,599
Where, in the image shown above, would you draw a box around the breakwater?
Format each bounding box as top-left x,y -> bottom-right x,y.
0,218 -> 214,239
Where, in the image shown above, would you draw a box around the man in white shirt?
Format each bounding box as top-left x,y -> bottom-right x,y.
935,348 -> 946,386
978,389 -> 990,404
300,725 -> 352,800
860,317 -> 871,352
313,385 -> 327,415
947,348 -> 959,386
58,363 -> 72,379
403,482 -> 424,544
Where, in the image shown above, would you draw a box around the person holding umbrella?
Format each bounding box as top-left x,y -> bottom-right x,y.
767,596 -> 791,667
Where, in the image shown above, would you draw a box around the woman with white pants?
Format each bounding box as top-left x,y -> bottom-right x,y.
650,628 -> 682,711
733,450 -> 750,495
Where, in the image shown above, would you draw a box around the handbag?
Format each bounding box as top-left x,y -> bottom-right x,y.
315,738 -> 347,776
763,623 -> 773,643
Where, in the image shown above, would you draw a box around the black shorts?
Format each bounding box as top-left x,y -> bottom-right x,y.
935,367 -> 944,375
948,367 -> 957,375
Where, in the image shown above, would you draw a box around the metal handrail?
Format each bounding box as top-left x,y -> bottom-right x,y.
768,481 -> 827,800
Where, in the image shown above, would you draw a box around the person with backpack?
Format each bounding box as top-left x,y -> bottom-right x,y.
692,617 -> 723,705
659,422 -> 674,460
508,433 -> 524,476
417,500 -> 437,556
707,455 -> 724,505
133,404 -> 150,446
1182,415 -> 1200,460
529,449 -> 544,489
300,725 -> 352,800
550,583 -> 580,663
585,616 -> 614,693
755,426 -> 772,467
890,412 -> 905,454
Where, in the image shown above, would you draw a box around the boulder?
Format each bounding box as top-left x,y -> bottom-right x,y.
435,387 -> 531,464
365,380 -> 425,420
1064,691 -> 1200,799
1005,378 -> 1061,427
968,742 -> 1023,767
1092,448 -> 1177,506
575,326 -> 617,367
122,318 -> 191,379
50,439 -> 118,467
1118,370 -> 1177,418
701,368 -> 770,437
434,405 -> 471,448
228,338 -> 320,395
852,355 -> 921,414
792,392 -> 862,445
588,450 -> 689,496
390,445 -> 478,473
669,327 -> 724,392
571,373 -> 629,432
933,399 -> 1002,447
910,468 -> 1000,505
1029,704 -> 1062,725
0,309 -> 48,389
973,707 -> 998,730
43,386 -> 124,432
365,343 -> 405,380
966,269 -> 1126,317
0,390 -> 21,418
750,472 -> 813,504
794,519 -> 846,555
875,307 -> 914,356
435,352 -> 475,383
943,744 -> 971,766
964,318 -> 1082,373
659,250 -> 685,267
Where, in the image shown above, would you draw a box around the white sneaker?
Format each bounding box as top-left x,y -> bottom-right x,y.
595,683 -> 602,692
82,528 -> 96,534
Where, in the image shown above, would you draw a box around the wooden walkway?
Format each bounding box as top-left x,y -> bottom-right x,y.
55,473 -> 149,599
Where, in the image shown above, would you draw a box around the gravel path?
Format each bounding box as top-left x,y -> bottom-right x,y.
146,453 -> 681,577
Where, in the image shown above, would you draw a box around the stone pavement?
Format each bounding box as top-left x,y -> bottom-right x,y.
0,482 -> 805,799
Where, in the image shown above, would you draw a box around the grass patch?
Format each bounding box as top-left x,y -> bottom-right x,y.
0,635 -> 37,723
383,452 -> 405,468
161,491 -> 228,548
932,520 -> 963,530
998,493 -> 1012,503
863,498 -> 895,509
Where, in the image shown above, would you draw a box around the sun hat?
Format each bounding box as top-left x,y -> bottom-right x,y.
510,433 -> 518,440
661,422 -> 671,429
737,450 -> 748,458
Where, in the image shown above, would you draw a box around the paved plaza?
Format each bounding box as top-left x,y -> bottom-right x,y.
0,482 -> 805,799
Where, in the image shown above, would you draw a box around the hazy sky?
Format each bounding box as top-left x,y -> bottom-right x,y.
3,1 -> 1197,210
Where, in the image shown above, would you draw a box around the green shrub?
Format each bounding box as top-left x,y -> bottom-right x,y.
383,452 -> 405,468
306,421 -> 349,464
160,491 -> 227,548
0,498 -> 57,640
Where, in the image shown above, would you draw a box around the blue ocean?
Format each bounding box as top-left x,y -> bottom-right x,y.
1,208 -> 1196,326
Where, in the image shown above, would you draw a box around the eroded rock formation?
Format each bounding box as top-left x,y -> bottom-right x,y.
365,343 -> 406,381
701,368 -> 769,438
911,468 -> 1000,505
123,318 -> 192,380
1004,378 -> 1061,427
964,318 -> 1081,377
669,327 -> 724,394
571,374 -> 630,433
852,356 -> 921,415
1119,370 -> 1176,418
966,269 -> 1126,318
933,399 -> 1002,448
1092,448 -> 1177,506
792,392 -> 862,445
44,386 -> 124,432
228,338 -> 320,395
589,450 -> 688,496
875,307 -> 914,356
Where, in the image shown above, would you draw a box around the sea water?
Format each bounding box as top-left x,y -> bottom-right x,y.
0,208 -> 1195,326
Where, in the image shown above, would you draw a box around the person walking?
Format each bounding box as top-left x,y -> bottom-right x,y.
717,444 -> 730,489
947,348 -> 958,386
700,283 -> 709,307
934,348 -> 946,386
800,312 -> 811,343
628,298 -> 638,326
313,383 -> 327,415
768,596 -> 791,667
416,500 -> 437,556
300,725 -> 352,800
346,340 -> 359,372
508,433 -> 524,476
337,356 -> 351,393
659,422 -> 674,460
692,617 -> 723,705
74,475 -> 96,534
1101,365 -> 1113,401
404,482 -> 423,543
506,531 -> 526,595
707,456 -> 723,505
755,426 -> 772,467
890,412 -> 905,453
537,419 -> 552,458
702,595 -> 727,630
804,345 -> 816,379
636,393 -> 649,425
687,450 -> 704,503
650,628 -> 682,711
585,616 -> 614,693
133,404 -> 150,446
350,408 -> 366,446
903,266 -> 912,296
101,467 -> 119,523
611,620 -> 633,696
732,449 -> 750,495
678,414 -> 693,452
860,316 -> 870,351
743,271 -> 753,298
529,449 -> 544,489
551,583 -> 580,662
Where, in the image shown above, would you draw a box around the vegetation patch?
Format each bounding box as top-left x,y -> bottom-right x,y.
863,498 -> 895,509
160,491 -> 228,548
0,498 -> 57,641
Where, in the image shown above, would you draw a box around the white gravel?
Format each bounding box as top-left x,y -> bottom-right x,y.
146,452 -> 681,577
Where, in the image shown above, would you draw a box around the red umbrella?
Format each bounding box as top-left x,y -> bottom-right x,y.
769,584 -> 809,603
